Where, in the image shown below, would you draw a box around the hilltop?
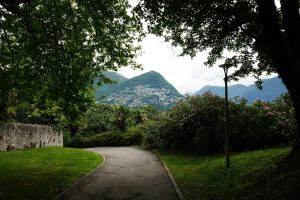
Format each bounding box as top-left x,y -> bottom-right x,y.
94,71 -> 183,110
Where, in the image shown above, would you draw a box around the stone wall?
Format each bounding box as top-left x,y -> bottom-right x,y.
0,122 -> 63,151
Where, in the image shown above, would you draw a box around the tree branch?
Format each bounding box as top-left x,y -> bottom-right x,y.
0,0 -> 31,4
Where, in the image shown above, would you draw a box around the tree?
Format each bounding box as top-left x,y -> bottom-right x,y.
136,0 -> 300,152
113,105 -> 130,132
0,0 -> 143,128
77,104 -> 114,135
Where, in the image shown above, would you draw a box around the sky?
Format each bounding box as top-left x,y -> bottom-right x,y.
117,1 -> 277,95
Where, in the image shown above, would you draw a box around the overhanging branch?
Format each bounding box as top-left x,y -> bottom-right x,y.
0,0 -> 31,4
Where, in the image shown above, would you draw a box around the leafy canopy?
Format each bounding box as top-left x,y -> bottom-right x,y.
135,0 -> 298,80
0,0 -> 143,122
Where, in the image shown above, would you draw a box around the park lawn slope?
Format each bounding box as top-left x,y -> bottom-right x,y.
158,147 -> 294,200
0,147 -> 102,200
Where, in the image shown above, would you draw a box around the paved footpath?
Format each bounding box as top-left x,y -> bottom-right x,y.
58,147 -> 179,200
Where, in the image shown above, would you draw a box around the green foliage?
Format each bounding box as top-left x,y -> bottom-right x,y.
136,0 -> 300,153
94,71 -> 128,99
66,103 -> 155,147
78,104 -> 114,135
124,126 -> 143,145
136,0 -> 300,85
113,105 -> 130,132
77,103 -> 158,135
137,0 -> 300,152
0,0 -> 143,124
0,147 -> 102,200
68,129 -> 143,148
142,92 -> 295,153
80,131 -> 125,147
136,0 -> 265,77
140,120 -> 164,149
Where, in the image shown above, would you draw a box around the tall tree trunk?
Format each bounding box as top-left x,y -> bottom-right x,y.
257,0 -> 300,154
281,68 -> 300,153
279,0 -> 300,153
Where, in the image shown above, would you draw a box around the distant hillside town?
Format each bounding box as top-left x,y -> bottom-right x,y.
94,71 -> 287,109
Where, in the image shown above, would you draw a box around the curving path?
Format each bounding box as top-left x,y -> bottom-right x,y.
58,147 -> 179,200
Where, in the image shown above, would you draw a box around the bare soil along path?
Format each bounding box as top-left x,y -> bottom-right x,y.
58,147 -> 179,200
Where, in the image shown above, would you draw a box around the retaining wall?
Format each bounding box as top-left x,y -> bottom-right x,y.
0,122 -> 63,151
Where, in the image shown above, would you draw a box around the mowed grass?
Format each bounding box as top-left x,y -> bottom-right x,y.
0,147 -> 103,200
158,147 -> 292,200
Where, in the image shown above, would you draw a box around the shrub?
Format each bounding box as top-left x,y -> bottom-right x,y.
123,126 -> 143,145
141,120 -> 167,149
141,92 -> 295,154
63,131 -> 72,146
66,129 -> 143,148
76,104 -> 159,136
67,131 -> 124,147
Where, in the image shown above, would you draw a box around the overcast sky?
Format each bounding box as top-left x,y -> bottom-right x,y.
117,1 -> 277,95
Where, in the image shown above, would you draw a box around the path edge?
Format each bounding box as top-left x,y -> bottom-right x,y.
153,150 -> 185,200
54,152 -> 106,200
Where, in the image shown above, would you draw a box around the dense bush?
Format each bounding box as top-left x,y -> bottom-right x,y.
77,104 -> 158,135
141,93 -> 295,154
124,126 -> 144,145
65,93 -> 295,151
67,129 -> 143,148
77,104 -> 115,136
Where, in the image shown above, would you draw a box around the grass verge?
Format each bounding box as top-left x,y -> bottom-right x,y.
0,147 -> 102,200
157,147 -> 292,200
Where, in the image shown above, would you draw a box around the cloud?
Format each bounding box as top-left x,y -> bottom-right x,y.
118,34 -> 276,94
123,0 -> 278,94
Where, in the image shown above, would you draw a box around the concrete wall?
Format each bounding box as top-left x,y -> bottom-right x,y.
0,122 -> 63,151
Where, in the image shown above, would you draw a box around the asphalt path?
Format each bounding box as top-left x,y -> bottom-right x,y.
58,147 -> 179,200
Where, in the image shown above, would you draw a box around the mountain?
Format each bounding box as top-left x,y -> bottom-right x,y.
94,71 -> 128,99
194,84 -> 247,97
194,76 -> 287,103
102,71 -> 128,83
94,71 -> 184,109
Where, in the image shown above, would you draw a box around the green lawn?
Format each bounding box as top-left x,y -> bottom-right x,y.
158,147 -> 292,200
0,147 -> 103,200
